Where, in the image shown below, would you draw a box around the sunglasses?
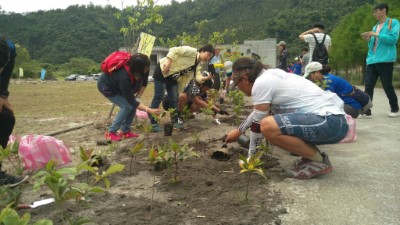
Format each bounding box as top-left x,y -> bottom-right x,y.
232,70 -> 249,87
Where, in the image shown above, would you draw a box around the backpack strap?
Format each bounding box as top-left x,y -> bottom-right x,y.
311,33 -> 319,44
388,18 -> 393,30
311,33 -> 326,44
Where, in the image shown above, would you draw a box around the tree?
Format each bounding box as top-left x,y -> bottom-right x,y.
113,0 -> 163,53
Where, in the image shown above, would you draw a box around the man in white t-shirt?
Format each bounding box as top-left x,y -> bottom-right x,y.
224,57 -> 348,179
299,24 -> 331,64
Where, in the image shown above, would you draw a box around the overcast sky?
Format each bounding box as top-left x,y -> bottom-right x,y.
1,0 -> 183,13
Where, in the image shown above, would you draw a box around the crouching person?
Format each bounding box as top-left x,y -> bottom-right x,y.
97,53 -> 161,141
225,57 -> 348,179
177,78 -> 229,124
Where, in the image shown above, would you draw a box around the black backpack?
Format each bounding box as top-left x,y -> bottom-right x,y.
311,33 -> 329,65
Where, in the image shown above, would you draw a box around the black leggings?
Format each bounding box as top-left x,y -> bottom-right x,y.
0,106 -> 15,149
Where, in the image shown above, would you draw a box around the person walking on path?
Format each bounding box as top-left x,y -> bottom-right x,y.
0,37 -> 29,187
304,62 -> 372,118
360,3 -> 399,118
224,58 -> 348,179
148,44 -> 215,132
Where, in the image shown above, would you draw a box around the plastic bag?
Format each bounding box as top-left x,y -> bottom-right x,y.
15,135 -> 72,170
136,109 -> 148,119
339,114 -> 357,143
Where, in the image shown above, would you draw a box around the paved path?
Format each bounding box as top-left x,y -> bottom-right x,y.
270,87 -> 400,225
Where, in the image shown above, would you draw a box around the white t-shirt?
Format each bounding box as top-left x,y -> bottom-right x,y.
304,33 -> 331,63
252,69 -> 344,116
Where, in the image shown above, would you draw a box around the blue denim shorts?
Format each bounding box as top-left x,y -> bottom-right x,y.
273,113 -> 348,144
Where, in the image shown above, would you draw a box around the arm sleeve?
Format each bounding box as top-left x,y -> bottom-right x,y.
117,71 -> 139,108
379,19 -> 400,45
248,109 -> 268,158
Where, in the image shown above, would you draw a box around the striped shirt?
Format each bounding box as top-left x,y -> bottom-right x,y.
304,33 -> 331,63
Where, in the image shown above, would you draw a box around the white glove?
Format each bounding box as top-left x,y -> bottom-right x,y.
220,90 -> 227,99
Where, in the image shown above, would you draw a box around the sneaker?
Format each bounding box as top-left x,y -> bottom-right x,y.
104,132 -> 122,141
389,109 -> 399,117
173,122 -> 182,130
151,124 -> 162,133
177,117 -> 184,125
0,171 -> 29,188
359,110 -> 372,119
287,152 -> 332,179
119,131 -> 139,138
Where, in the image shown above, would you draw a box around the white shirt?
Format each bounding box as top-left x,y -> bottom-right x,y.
304,33 -> 332,63
252,69 -> 344,116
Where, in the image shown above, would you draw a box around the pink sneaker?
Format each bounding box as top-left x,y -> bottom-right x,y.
119,131 -> 139,138
104,132 -> 122,141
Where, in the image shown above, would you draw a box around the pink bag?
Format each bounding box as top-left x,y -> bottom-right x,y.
136,109 -> 148,119
339,114 -> 357,143
15,135 -> 72,170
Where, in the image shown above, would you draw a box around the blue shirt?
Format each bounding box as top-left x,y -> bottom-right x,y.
323,74 -> 362,109
293,63 -> 302,75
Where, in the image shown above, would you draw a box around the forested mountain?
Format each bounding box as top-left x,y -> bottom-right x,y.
0,0 -> 381,65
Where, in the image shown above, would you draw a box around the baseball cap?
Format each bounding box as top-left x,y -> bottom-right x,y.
277,41 -> 286,46
224,61 -> 233,73
303,61 -> 323,78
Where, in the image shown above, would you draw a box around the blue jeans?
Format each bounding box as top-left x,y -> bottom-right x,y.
107,95 -> 137,133
365,63 -> 399,112
274,113 -> 348,144
149,66 -> 179,124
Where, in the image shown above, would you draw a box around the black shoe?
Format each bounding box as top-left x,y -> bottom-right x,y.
359,110 -> 372,119
0,171 -> 29,188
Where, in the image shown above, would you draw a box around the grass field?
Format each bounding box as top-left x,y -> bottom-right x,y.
9,80 -> 155,117
8,80 -> 155,135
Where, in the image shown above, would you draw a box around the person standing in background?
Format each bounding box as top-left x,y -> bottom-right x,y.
300,48 -> 310,75
276,41 -> 289,72
299,23 -> 331,64
360,3 -> 399,118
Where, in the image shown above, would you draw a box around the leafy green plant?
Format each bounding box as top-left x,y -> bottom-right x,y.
129,142 -> 144,175
0,141 -> 24,175
0,205 -> 53,225
229,90 -> 245,125
0,186 -> 21,209
238,152 -> 267,202
156,139 -> 198,183
200,101 -> 216,141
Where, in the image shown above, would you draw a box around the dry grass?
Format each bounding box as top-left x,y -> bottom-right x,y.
8,80 -> 155,134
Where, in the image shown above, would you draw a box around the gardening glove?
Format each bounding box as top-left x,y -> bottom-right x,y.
220,90 -> 227,99
218,110 -> 230,116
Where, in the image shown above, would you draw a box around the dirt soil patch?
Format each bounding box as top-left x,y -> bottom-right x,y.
8,81 -> 290,224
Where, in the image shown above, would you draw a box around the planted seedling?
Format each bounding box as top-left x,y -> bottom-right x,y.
129,142 -> 144,174
0,141 -> 24,176
238,152 -> 267,202
156,139 -> 198,183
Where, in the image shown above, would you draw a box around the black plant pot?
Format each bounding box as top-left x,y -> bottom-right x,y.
164,123 -> 173,136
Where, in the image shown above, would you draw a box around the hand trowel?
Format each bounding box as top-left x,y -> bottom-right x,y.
18,198 -> 55,209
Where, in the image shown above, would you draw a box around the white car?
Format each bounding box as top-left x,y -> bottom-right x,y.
76,75 -> 87,81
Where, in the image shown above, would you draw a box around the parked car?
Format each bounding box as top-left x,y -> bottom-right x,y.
76,75 -> 87,81
86,74 -> 94,81
93,73 -> 101,80
65,74 -> 78,81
